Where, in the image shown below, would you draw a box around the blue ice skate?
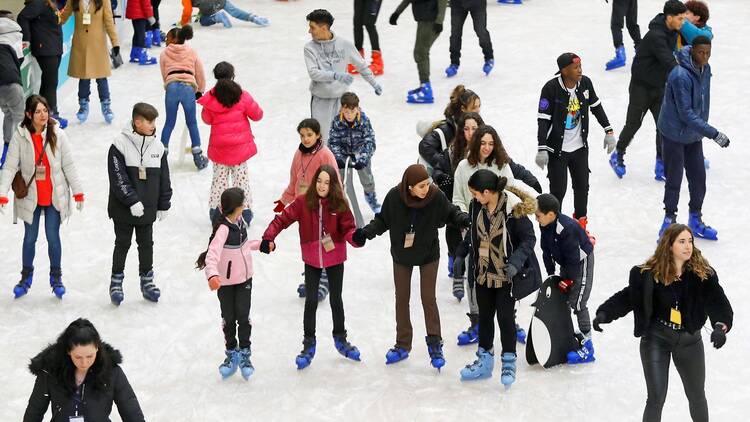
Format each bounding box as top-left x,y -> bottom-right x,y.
688,212 -> 718,241
334,335 -> 361,361
460,347 -> 494,380
296,337 -> 316,370
385,347 -> 409,364
219,349 -> 240,378
605,46 -> 626,71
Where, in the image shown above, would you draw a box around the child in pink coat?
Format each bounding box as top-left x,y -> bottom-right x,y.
159,25 -> 207,169
261,165 -> 364,370
198,61 -> 263,222
196,187 -> 260,380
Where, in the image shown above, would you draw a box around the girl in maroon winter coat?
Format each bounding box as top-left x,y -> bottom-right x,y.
261,165 -> 364,370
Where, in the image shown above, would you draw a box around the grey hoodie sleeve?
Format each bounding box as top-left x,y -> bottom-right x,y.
348,43 -> 378,88
304,46 -> 336,83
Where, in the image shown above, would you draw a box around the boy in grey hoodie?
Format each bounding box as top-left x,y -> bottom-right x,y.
0,10 -> 24,168
304,9 -> 382,142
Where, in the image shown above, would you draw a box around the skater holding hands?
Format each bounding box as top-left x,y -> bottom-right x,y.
196,187 -> 259,380
262,165 -> 363,370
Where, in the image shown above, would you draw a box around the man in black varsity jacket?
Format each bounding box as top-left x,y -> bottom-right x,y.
535,53 -> 615,228
107,102 -> 172,306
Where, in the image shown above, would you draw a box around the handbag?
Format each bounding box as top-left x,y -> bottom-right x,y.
11,137 -> 49,199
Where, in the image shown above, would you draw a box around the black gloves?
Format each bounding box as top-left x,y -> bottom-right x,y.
433,23 -> 443,34
457,212 -> 471,229
260,239 -> 272,254
353,161 -> 366,170
195,92 -> 203,100
389,12 -> 399,25
592,311 -> 608,332
505,264 -> 518,279
110,47 -> 123,69
435,173 -> 453,188
710,323 -> 727,349
353,228 -> 367,247
336,157 -> 346,169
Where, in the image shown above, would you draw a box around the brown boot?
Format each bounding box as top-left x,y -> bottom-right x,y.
348,48 -> 365,74
369,50 -> 383,76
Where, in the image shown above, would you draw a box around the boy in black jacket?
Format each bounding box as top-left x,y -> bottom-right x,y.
107,103 -> 172,306
535,53 -> 614,228
0,10 -> 24,169
610,0 -> 686,180
535,194 -> 595,364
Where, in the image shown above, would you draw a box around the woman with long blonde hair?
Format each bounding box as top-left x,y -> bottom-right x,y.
594,224 -> 733,421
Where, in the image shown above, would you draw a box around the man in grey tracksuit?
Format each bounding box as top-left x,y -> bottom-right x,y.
304,9 -> 382,142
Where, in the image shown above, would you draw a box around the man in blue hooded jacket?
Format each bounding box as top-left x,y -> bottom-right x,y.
657,36 -> 730,240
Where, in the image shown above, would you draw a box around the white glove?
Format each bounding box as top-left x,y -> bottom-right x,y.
604,131 -> 617,154
373,84 -> 383,96
147,17 -> 156,26
157,210 -> 168,221
130,202 -> 144,217
535,150 -> 549,170
333,72 -> 354,85
76,201 -> 84,211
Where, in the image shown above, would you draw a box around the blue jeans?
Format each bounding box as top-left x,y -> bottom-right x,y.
78,78 -> 110,101
161,82 -> 201,148
199,0 -> 250,25
22,206 -> 62,270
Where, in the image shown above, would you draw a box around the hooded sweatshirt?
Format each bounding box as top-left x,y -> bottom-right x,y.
0,17 -> 23,86
204,215 -> 260,285
631,13 -> 680,89
304,31 -> 378,98
159,43 -> 206,92
198,88 -> 263,166
107,122 -> 172,225
657,46 -> 717,144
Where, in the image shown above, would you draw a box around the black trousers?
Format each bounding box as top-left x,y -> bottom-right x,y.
150,0 -> 161,29
640,324 -> 708,422
131,18 -> 148,48
611,0 -> 641,49
449,0 -> 493,65
304,263 -> 345,338
662,136 -> 705,217
445,223 -> 465,275
36,55 -> 61,113
476,282 -> 516,354
217,279 -> 252,350
617,81 -> 664,159
112,221 -> 153,274
547,147 -> 589,218
353,0 -> 381,51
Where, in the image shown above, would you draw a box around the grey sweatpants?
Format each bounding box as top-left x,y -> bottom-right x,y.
310,96 -> 341,143
343,161 -> 376,228
0,83 -> 24,144
567,252 -> 595,335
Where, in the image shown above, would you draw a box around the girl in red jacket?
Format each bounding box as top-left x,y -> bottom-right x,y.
196,187 -> 260,380
261,165 -> 364,370
198,61 -> 263,223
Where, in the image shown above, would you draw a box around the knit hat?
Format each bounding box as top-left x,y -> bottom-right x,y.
398,164 -> 438,208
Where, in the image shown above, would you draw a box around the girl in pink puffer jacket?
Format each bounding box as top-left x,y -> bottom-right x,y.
196,187 -> 260,380
198,61 -> 263,222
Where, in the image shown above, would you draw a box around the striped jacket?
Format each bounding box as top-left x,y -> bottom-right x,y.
536,75 -> 611,156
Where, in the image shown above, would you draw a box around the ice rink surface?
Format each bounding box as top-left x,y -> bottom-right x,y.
1,0 -> 748,420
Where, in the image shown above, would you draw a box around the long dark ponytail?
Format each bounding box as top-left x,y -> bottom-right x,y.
468,169 -> 508,193
196,188 -> 246,269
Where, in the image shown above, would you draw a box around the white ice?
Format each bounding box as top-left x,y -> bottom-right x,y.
2,0 -> 749,420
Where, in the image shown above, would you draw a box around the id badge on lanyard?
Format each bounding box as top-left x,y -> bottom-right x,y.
669,283 -> 682,325
299,181 -> 309,194
138,166 -> 147,180
321,234 -> 335,252
82,0 -> 91,25
35,165 -> 46,180
70,416 -> 85,422
404,209 -> 417,248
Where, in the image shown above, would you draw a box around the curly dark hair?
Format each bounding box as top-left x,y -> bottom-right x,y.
450,112 -> 484,171
685,0 -> 709,27
466,125 -> 509,168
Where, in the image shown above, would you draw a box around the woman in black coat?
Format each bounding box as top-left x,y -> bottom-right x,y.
23,318 -> 145,422
17,0 -> 66,126
354,164 -> 469,369
594,224 -> 733,422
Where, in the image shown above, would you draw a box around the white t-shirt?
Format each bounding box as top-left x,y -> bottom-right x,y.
562,87 -> 584,152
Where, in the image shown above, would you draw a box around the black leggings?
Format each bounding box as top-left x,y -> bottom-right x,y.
640,324 -> 707,422
353,0 -> 381,51
150,0 -> 161,29
36,55 -> 61,113
132,18 -> 148,48
476,282 -> 516,354
217,279 -> 252,350
304,263 -> 345,338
